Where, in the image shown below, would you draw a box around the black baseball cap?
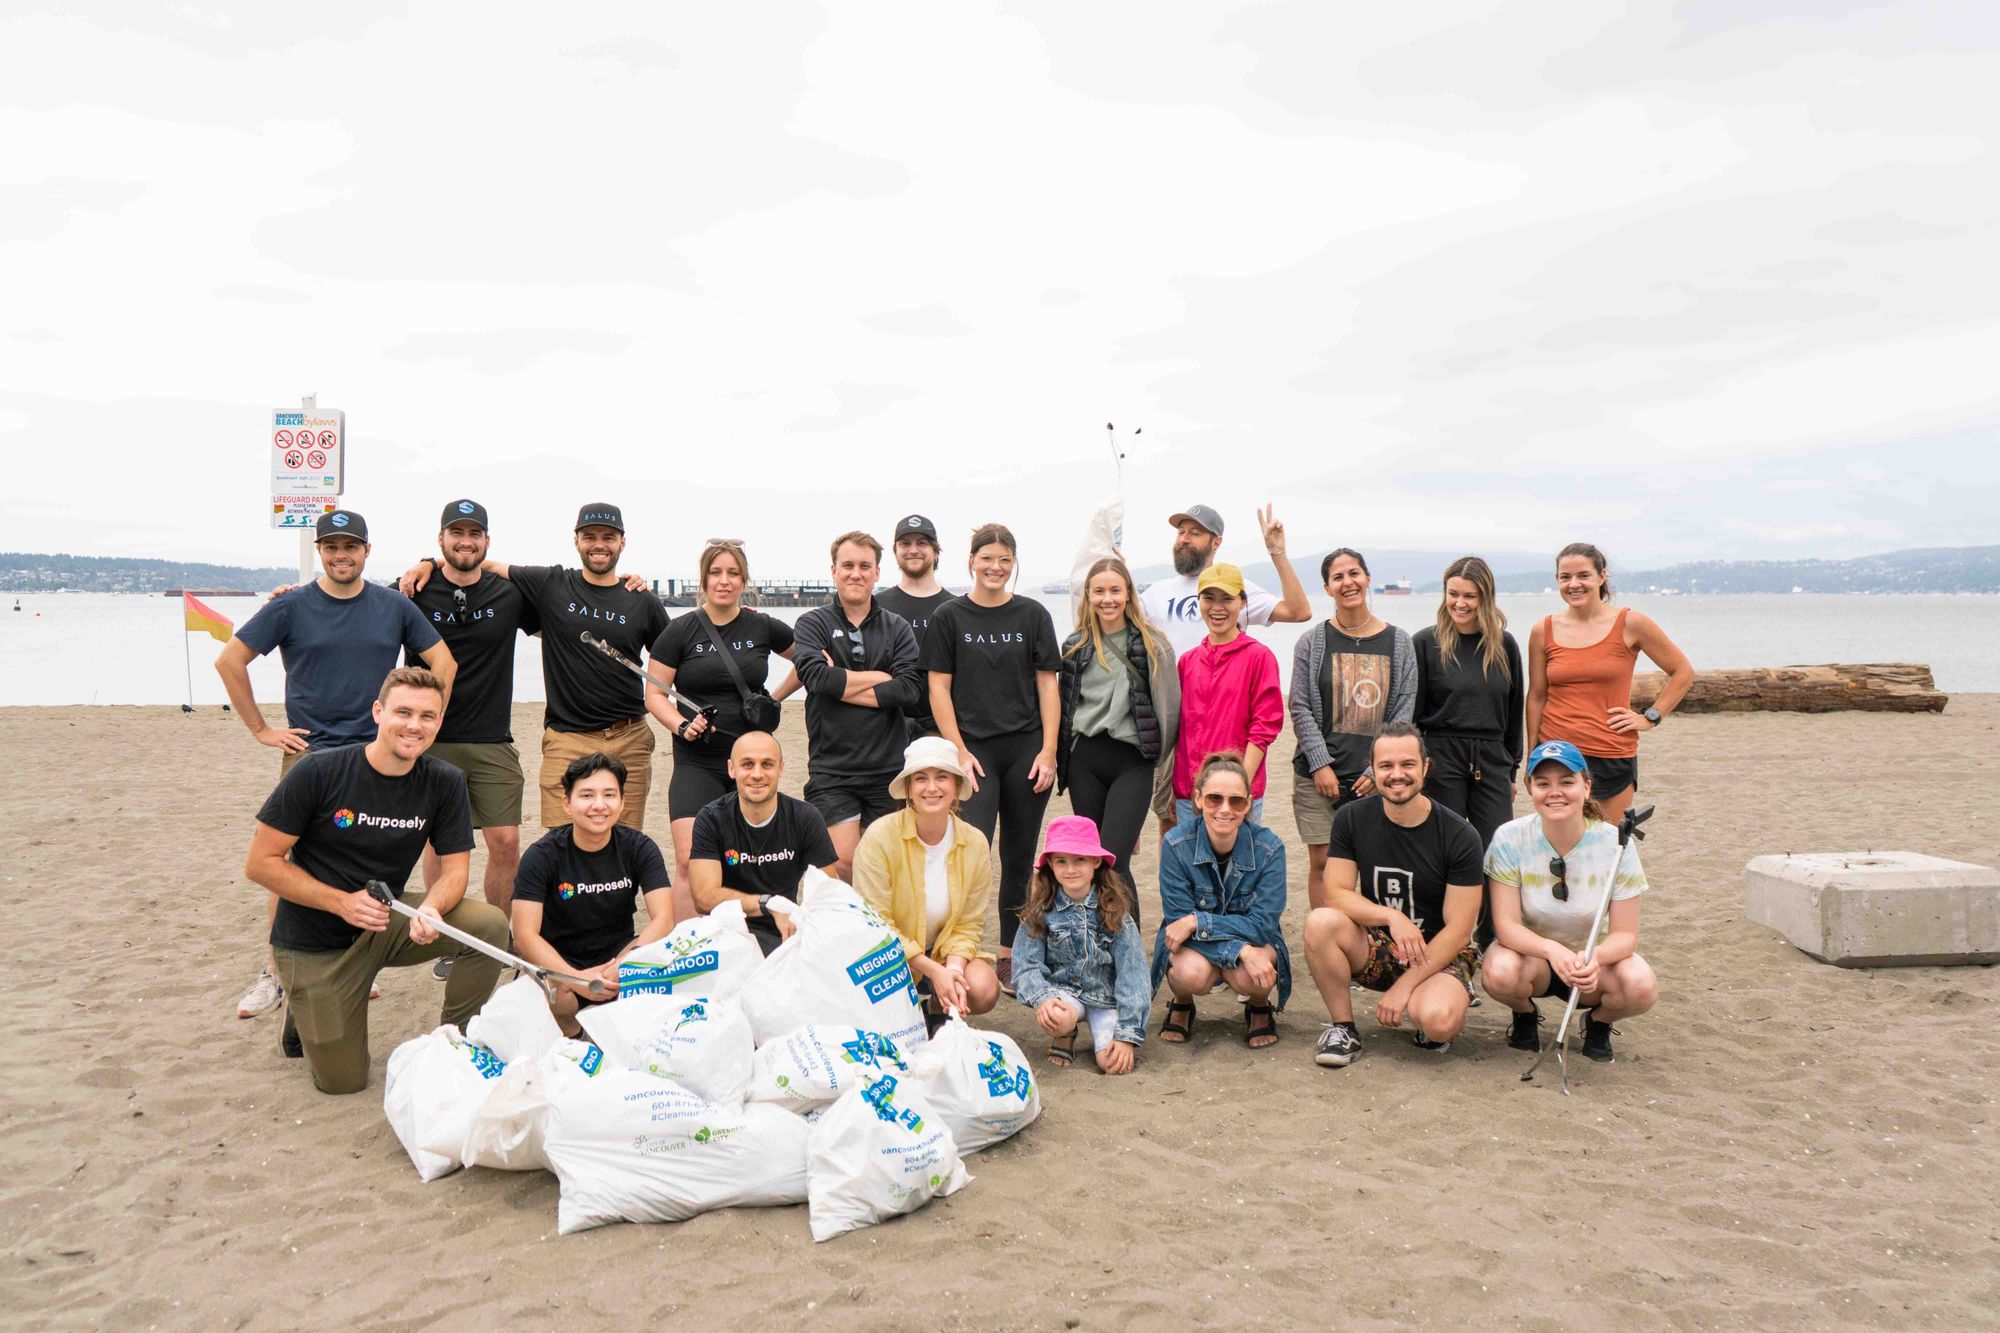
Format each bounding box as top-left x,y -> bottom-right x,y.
575,503 -> 625,534
315,510 -> 368,543
440,498 -> 489,531
894,513 -> 939,544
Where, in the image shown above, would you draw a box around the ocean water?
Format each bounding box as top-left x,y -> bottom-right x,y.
1,590 -> 1994,708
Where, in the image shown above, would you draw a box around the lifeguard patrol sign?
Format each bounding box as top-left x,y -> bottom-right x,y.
270,405 -> 345,529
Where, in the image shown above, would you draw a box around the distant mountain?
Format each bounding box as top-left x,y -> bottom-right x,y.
1130,545 -> 1551,591
1492,546 -> 2000,595
1,552 -> 295,594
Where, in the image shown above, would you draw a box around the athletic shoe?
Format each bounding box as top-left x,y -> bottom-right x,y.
1314,1024 -> 1361,1068
1508,1008 -> 1543,1052
996,957 -> 1014,997
1411,1032 -> 1451,1054
432,956 -> 454,981
279,1007 -> 303,1059
1582,1017 -> 1616,1063
237,968 -> 283,1019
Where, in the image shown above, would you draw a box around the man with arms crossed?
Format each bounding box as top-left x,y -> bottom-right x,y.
407,500 -> 539,981
689,732 -> 840,956
873,513 -> 952,742
782,531 -> 923,879
244,667 -> 510,1092
219,509 -> 457,1020
405,502 -> 665,831
1302,722 -> 1485,1068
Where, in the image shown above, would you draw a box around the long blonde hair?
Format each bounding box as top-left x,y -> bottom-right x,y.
1434,555 -> 1510,681
1066,557 -> 1168,670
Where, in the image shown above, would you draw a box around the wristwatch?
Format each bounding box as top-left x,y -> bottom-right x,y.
757,894 -> 772,917
1642,705 -> 1663,726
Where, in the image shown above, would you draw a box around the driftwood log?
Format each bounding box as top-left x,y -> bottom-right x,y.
1631,663 -> 1947,715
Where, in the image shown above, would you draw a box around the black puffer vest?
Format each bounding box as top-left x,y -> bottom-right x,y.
1057,626 -> 1162,792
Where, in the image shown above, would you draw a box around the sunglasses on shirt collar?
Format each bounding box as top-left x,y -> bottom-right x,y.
1549,853 -> 1569,902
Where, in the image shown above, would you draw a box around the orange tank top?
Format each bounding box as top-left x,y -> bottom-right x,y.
1539,609 -> 1639,758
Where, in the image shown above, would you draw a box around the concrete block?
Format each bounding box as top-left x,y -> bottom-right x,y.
1745,851 -> 2000,968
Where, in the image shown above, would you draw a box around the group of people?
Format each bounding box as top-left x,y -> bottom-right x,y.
223,495 -> 1696,1093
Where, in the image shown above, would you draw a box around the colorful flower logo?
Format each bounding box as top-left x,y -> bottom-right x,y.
332,809 -> 355,828
724,849 -> 741,866
558,882 -> 576,899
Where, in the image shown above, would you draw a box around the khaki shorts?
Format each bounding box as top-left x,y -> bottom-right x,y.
280,748 -> 307,778
1292,770 -> 1340,845
428,741 -> 525,829
540,717 -> 655,829
1150,759 -> 1175,822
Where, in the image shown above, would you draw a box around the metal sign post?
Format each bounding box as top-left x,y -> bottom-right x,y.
270,392 -> 344,583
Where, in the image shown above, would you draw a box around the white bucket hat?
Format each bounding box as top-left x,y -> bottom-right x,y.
888,735 -> 973,801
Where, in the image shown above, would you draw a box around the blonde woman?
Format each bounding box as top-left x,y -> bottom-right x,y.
1056,557 -> 1179,913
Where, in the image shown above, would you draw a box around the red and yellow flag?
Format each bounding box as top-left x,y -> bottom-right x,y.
183,592 -> 234,644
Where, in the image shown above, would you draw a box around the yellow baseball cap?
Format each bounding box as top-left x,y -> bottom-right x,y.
1197,563 -> 1245,597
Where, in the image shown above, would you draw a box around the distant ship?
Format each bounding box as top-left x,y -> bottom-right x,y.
162,589 -> 259,597
1042,581 -> 1071,595
1378,579 -> 1414,596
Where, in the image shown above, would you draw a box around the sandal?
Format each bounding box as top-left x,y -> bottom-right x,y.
1046,1032 -> 1077,1067
1159,1001 -> 1196,1044
1244,1003 -> 1279,1049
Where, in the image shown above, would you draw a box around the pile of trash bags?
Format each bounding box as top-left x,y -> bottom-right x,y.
383,871 -> 1041,1240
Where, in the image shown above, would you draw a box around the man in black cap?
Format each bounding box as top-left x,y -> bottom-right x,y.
874,513 -> 952,741
403,502 -> 668,831
404,501 -> 540,957
219,508 -> 460,1020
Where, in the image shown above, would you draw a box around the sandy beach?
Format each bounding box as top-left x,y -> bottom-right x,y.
2,697 -> 1996,1330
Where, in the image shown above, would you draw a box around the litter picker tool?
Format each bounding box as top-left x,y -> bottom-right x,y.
1521,802 -> 1654,1095
362,880 -> 608,997
580,630 -> 675,694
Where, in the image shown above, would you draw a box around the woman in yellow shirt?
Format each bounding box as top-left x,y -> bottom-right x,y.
851,736 -> 1001,1023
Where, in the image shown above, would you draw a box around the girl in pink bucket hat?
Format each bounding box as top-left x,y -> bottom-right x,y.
1010,815 -> 1152,1074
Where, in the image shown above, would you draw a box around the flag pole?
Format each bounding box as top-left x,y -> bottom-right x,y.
183,600 -> 195,711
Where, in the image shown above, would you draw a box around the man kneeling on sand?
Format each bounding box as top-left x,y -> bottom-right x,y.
244,667 -> 511,1094
1302,723 -> 1485,1068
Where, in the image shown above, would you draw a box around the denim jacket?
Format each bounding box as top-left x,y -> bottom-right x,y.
1012,889 -> 1152,1046
1149,820 -> 1292,1009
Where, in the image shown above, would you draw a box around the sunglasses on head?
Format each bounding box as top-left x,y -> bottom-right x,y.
706,537 -> 745,549
1200,792 -> 1251,812
1549,853 -> 1568,902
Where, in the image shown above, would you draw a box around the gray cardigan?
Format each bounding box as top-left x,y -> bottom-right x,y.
1289,620 -> 1418,776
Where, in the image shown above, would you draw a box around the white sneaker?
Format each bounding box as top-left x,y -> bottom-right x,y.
237,968 -> 283,1018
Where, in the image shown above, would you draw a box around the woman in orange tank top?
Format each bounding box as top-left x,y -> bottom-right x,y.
1525,543 -> 1694,825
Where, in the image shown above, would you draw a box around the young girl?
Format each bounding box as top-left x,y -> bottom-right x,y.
1480,740 -> 1659,1063
1010,815 -> 1151,1074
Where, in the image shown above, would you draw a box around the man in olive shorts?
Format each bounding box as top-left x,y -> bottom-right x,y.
1300,723 -> 1485,1068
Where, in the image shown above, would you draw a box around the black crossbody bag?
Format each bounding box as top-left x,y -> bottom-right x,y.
697,610 -> 782,733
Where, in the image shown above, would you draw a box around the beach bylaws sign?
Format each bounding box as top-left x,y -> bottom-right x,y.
270,408 -> 345,498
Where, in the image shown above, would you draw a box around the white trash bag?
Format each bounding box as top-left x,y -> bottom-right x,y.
464,974 -> 563,1064
461,1038 -> 608,1173
908,1015 -> 1041,1154
740,870 -> 926,1050
746,1025 -> 911,1114
383,1024 -> 508,1182
806,1069 -> 970,1242
544,1072 -> 810,1235
617,901 -> 765,1004
630,995 -> 754,1107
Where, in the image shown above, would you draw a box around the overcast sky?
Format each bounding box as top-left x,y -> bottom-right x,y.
4,2 -> 1995,583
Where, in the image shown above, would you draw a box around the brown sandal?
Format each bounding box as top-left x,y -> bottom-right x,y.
1159,1001 -> 1196,1044
1046,1032 -> 1077,1067
1244,1003 -> 1279,1049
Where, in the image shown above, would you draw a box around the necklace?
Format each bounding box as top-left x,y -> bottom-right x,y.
1332,612 -> 1377,640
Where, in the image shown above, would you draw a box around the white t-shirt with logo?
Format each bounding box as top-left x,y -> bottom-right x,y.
922,830 -> 952,949
1483,814 -> 1647,951
1139,573 -> 1280,657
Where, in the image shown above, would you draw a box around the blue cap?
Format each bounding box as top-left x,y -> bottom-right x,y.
1527,740 -> 1588,774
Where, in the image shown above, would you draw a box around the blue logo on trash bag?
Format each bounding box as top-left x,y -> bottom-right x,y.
847,939 -> 917,1005
839,1031 -> 906,1071
860,1074 -> 925,1134
978,1041 -> 1032,1101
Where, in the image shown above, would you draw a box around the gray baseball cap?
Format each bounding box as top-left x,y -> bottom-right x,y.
1168,504 -> 1223,537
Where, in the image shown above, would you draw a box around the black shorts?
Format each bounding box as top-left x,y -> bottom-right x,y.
668,748 -> 733,820
1582,753 -> 1639,798
1540,969 -> 1573,1002
805,773 -> 900,828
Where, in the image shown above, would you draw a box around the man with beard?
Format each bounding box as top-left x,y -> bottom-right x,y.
403,503 -> 667,830
405,501 -> 539,980
1300,723 -> 1484,1068
873,513 -> 952,740
219,509 -> 458,1021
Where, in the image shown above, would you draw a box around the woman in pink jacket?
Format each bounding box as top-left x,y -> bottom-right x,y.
1173,564 -> 1285,825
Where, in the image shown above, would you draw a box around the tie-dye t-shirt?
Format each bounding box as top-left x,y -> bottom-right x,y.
1483,814 -> 1647,951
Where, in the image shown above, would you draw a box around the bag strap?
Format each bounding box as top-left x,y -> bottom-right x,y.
695,610 -> 762,707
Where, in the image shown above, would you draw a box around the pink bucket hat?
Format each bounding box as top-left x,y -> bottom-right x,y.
1036,814 -> 1116,867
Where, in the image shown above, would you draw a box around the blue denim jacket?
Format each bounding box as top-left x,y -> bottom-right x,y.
1012,889 -> 1152,1045
1149,820 -> 1292,1009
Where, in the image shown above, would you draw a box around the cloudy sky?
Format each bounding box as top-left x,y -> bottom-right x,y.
4,2 -> 1995,583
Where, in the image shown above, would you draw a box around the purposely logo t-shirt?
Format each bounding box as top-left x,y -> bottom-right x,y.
688,792 -> 838,950
513,824 -> 672,968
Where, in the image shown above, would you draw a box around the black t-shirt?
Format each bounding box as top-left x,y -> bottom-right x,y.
875,587 -> 954,730
918,595 -> 1061,742
1328,796 -> 1484,943
507,565 -> 671,733
513,824 -> 671,969
256,745 -> 476,952
407,571 -> 539,744
651,609 -> 795,750
689,792 -> 838,951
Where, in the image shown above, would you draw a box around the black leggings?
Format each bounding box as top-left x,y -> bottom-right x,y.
960,729 -> 1054,950
1423,733 -> 1514,946
1065,733 -> 1153,925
